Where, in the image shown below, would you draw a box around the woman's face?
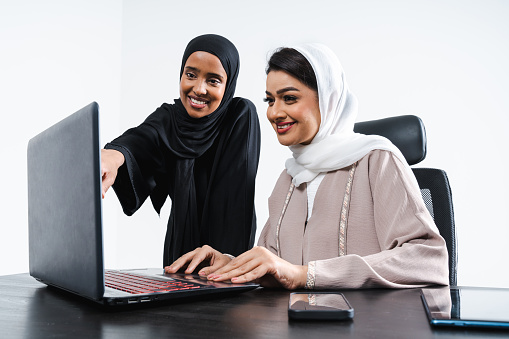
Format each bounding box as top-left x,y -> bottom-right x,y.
180,51 -> 227,118
265,70 -> 321,146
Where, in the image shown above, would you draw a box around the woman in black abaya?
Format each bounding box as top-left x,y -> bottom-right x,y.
101,34 -> 261,267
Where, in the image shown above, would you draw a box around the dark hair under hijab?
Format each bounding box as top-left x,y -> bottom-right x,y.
266,47 -> 318,92
105,34 -> 260,266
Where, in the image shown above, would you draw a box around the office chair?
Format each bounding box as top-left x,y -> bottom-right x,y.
354,116 -> 457,286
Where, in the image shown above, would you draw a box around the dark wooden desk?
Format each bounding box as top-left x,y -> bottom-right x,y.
1,273 -> 507,338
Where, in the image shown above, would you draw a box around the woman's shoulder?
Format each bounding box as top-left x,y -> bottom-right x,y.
222,97 -> 260,131
323,150 -> 404,178
144,102 -> 175,122
268,169 -> 293,199
271,169 -> 292,189
354,149 -> 419,191
229,97 -> 257,115
277,169 -> 292,184
358,149 -> 407,168
328,149 -> 410,184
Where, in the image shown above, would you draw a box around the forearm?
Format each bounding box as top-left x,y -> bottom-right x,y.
104,140 -> 153,215
309,239 -> 448,289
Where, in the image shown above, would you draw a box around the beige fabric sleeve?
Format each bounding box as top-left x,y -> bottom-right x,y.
313,151 -> 449,289
256,218 -> 275,252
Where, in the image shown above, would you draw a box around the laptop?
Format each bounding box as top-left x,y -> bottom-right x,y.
421,286 -> 509,329
27,102 -> 258,306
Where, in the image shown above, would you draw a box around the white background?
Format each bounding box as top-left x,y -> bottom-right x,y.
1,0 -> 508,288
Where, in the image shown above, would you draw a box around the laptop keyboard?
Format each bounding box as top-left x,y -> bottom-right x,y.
105,270 -> 205,295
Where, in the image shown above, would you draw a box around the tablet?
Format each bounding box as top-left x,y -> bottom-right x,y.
421,286 -> 509,329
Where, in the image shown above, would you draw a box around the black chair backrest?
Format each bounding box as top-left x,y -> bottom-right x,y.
354,115 -> 426,166
412,168 -> 457,286
354,115 -> 457,286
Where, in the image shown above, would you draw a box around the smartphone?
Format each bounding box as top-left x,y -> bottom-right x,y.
288,292 -> 354,320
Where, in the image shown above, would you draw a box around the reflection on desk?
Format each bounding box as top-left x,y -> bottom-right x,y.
1,273 -> 508,338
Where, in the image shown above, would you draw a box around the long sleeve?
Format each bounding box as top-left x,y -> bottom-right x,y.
312,150 -> 449,289
105,108 -> 169,216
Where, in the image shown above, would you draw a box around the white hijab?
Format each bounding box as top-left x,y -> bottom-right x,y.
285,43 -> 406,186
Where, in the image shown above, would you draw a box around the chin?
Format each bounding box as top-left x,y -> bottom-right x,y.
276,137 -> 294,147
185,106 -> 212,118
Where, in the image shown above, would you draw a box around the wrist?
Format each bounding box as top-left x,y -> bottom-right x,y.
297,265 -> 308,289
304,261 -> 316,290
107,149 -> 125,167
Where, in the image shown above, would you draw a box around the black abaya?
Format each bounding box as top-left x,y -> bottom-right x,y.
105,35 -> 261,266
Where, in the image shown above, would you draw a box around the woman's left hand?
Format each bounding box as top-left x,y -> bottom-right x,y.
206,246 -> 308,290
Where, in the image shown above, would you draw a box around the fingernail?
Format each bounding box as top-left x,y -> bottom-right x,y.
208,274 -> 220,280
198,270 -> 206,276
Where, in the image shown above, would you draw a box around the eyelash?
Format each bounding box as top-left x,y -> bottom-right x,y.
263,96 -> 297,105
284,95 -> 297,102
186,73 -> 221,86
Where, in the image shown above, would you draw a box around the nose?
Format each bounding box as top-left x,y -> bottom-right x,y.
267,100 -> 286,122
193,80 -> 207,96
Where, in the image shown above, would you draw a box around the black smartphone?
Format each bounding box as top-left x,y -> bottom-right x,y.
288,292 -> 354,320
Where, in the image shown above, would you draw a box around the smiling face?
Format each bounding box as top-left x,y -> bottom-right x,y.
265,70 -> 321,146
180,51 -> 227,118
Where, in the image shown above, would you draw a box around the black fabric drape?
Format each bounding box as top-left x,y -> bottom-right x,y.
105,35 -> 261,266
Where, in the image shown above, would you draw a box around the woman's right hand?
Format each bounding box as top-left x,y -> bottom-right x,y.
101,149 -> 125,198
164,245 -> 232,277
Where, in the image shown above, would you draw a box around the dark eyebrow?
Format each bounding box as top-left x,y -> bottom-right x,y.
265,87 -> 300,97
208,72 -> 225,80
276,87 -> 300,95
184,66 -> 199,73
184,66 -> 224,80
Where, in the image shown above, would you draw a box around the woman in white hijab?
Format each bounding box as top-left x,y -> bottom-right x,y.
166,44 -> 449,290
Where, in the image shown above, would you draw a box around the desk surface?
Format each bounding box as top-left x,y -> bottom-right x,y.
1,273 -> 507,338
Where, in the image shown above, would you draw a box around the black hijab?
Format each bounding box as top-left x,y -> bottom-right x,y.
151,34 -> 240,158
106,34 -> 259,265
